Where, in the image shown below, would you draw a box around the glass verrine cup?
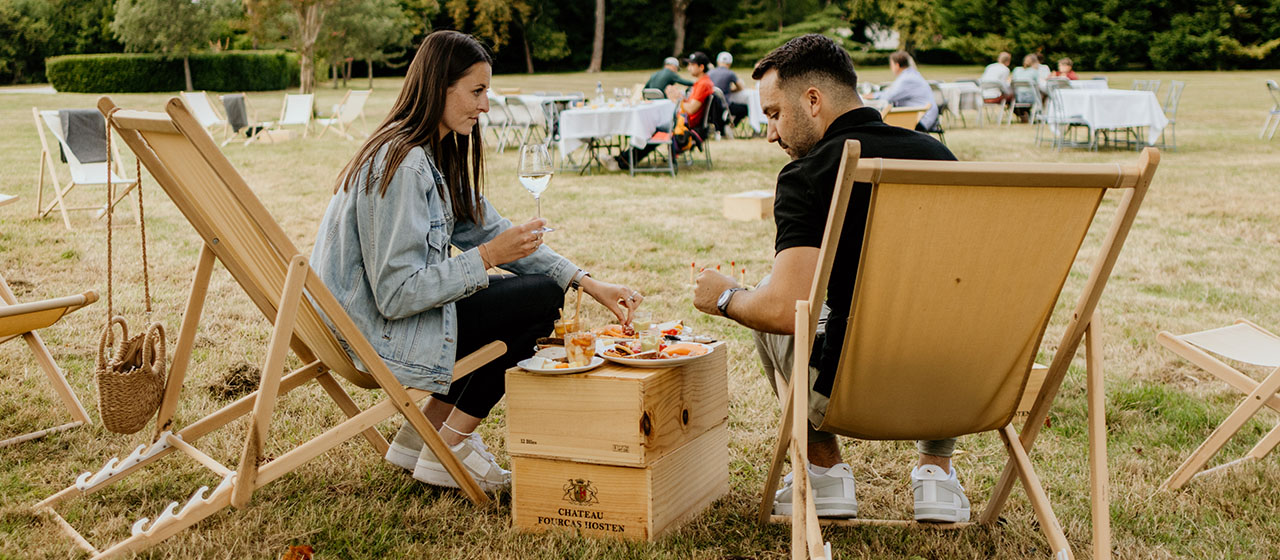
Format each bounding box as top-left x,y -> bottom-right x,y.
553,317 -> 579,338
565,331 -> 597,367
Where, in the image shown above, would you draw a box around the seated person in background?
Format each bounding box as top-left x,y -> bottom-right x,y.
980,51 -> 1013,101
1035,53 -> 1051,90
1010,54 -> 1041,121
875,51 -> 939,132
645,57 -> 693,92
692,33 -> 965,522
1051,57 -> 1079,80
611,52 -> 714,170
708,51 -> 749,132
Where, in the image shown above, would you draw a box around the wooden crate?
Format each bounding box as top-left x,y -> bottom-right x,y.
722,190 -> 774,221
505,343 -> 727,467
511,422 -> 728,541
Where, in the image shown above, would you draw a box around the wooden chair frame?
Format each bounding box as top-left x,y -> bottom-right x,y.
35,97 -> 501,559
0,271 -> 96,447
32,108 -> 139,230
1157,320 -> 1280,491
760,140 -> 1159,560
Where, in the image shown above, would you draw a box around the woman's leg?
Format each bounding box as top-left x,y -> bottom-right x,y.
430,273 -> 562,440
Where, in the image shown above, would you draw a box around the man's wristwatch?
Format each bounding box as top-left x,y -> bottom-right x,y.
716,287 -> 743,318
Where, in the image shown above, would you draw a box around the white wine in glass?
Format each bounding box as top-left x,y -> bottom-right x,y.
518,144 -> 555,233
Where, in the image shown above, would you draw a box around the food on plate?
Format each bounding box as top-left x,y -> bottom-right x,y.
593,323 -> 637,339
534,346 -> 567,361
536,336 -> 564,348
600,340 -> 709,360
565,331 -> 597,367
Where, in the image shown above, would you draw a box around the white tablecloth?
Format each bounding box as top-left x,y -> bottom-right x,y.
729,88 -> 767,133
937,82 -> 981,111
1052,89 -> 1168,144
557,100 -> 675,153
1069,80 -> 1109,90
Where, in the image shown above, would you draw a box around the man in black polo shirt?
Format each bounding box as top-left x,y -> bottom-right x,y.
692,34 -> 969,522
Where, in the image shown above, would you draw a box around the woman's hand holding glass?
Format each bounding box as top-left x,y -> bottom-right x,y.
580,276 -> 643,325
480,218 -> 548,267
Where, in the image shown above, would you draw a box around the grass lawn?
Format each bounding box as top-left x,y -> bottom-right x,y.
2,65 -> 1279,559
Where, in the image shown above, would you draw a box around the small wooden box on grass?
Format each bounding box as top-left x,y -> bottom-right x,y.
722,190 -> 774,221
505,343 -> 729,540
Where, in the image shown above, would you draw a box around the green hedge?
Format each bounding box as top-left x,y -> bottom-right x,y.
46,51 -> 299,93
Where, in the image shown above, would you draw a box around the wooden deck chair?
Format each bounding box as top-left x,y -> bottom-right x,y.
0,271 -> 96,447
1157,320 -> 1280,491
178,91 -> 233,146
248,93 -> 314,144
35,97 -> 504,559
761,140 -> 1159,560
32,108 -> 139,230
880,104 -> 929,129
316,89 -> 372,140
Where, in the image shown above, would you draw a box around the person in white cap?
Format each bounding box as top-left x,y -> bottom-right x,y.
707,51 -> 749,135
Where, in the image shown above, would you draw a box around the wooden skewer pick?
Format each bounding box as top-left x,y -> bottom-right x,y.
574,286 -> 582,327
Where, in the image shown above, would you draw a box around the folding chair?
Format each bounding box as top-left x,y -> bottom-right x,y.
1259,80 -> 1279,140
316,90 -> 372,140
1156,320 -> 1280,491
978,80 -> 1010,126
761,140 -> 1159,560
484,93 -> 514,151
880,104 -> 929,129
248,93 -> 314,144
35,97 -> 504,559
0,271 -> 96,447
178,91 -> 233,146
1158,81 -> 1184,152
1010,80 -> 1042,126
32,108 -> 139,230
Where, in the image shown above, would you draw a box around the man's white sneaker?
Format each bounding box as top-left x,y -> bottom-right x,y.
385,422 -> 433,471
772,463 -> 858,518
413,433 -> 511,493
912,464 -> 971,523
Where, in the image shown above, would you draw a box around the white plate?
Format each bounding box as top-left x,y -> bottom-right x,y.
596,342 -> 714,368
517,356 -> 604,375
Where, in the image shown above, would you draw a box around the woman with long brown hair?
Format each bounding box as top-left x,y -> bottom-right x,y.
311,30 -> 642,493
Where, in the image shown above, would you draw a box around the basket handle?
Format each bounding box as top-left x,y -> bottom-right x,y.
98,316 -> 129,370
142,322 -> 166,373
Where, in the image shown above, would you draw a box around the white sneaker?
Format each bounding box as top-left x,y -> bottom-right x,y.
385,422 -> 433,471
912,464 -> 971,523
772,463 -> 858,518
413,433 -> 511,493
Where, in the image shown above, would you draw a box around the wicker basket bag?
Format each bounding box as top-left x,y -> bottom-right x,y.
96,317 -> 166,434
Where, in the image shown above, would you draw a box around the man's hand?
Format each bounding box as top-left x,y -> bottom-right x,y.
693,269 -> 740,317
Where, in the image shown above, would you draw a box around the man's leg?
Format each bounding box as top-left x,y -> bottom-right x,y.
751,299 -> 856,518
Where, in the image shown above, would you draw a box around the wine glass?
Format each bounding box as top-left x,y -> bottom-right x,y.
518,144 -> 554,233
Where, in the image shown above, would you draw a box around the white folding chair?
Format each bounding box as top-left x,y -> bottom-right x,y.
1261,80 -> 1280,140
316,90 -> 372,140
178,91 -> 233,146
32,108 -> 139,230
248,94 -> 314,144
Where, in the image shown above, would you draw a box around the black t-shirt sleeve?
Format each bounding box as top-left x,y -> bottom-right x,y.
773,160 -> 825,253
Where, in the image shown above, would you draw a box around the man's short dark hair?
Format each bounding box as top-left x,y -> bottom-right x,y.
751,33 -> 858,92
889,50 -> 912,68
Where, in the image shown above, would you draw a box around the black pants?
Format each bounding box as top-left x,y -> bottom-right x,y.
431,274 -> 562,418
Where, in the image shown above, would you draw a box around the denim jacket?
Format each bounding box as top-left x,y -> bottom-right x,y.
311,145 -> 577,393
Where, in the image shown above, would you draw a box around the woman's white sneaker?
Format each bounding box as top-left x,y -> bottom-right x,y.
911,464 -> 971,523
772,462 -> 858,518
412,433 -> 511,493
385,422 -> 432,471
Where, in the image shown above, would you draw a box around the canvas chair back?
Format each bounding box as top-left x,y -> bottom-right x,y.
179,92 -> 226,128
881,105 -> 928,129
335,90 -> 371,124
104,98 -> 373,389
815,153 -> 1156,441
280,94 -> 314,126
37,110 -> 125,185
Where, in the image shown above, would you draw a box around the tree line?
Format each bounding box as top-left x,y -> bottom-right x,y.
2,0 -> 1278,88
